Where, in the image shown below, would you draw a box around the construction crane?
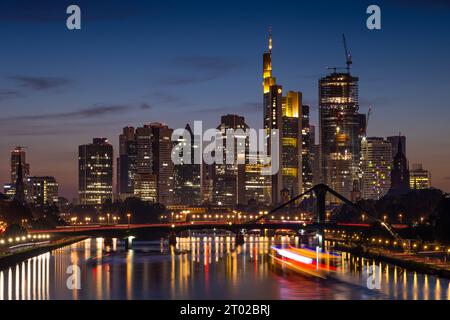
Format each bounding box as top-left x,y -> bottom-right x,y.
365,107 -> 372,137
327,34 -> 353,74
342,34 -> 352,73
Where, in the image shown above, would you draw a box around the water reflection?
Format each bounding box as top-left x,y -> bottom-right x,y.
0,237 -> 448,300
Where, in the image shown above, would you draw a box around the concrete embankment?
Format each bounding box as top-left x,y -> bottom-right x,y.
0,236 -> 87,270
334,243 -> 450,279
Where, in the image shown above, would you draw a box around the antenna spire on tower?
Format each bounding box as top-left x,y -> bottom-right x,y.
268,26 -> 273,53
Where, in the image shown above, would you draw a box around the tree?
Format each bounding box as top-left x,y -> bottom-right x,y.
432,195 -> 450,243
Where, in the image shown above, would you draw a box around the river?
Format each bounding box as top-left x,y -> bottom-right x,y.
0,236 -> 448,300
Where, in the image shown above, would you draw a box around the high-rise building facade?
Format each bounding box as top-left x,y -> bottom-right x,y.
262,32 -> 302,204
409,163 -> 431,190
78,138 -> 113,205
360,137 -> 392,200
281,91 -> 302,198
133,125 -> 157,202
117,127 -> 137,199
173,124 -> 202,205
301,104 -> 313,192
310,125 -> 321,186
213,114 -> 247,206
117,123 -> 175,204
10,146 -> 30,184
150,123 -> 175,205
390,138 -> 410,194
387,135 -> 406,160
27,176 -> 59,205
319,71 -> 360,199
4,146 -> 31,199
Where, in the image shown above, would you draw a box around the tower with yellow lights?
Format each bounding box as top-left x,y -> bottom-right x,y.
262,29 -> 303,205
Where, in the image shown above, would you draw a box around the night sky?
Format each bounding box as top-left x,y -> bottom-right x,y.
0,0 -> 449,199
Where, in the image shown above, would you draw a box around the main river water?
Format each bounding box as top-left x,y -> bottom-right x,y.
0,237 -> 448,300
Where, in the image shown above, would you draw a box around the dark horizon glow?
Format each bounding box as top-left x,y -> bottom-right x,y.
0,0 -> 449,199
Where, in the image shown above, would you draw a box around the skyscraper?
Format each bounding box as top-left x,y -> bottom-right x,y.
262,31 -> 302,204
387,135 -> 406,160
173,124 -> 202,205
301,104 -> 313,192
409,163 -> 431,190
14,155 -> 25,204
78,138 -> 113,205
360,137 -> 392,200
133,125 -> 157,202
263,31 -> 282,205
281,91 -> 302,198
390,137 -> 410,194
117,127 -> 137,199
319,71 -> 360,199
118,123 -> 175,204
4,146 -> 31,198
213,114 -> 248,206
310,125 -> 321,186
150,123 -> 175,205
27,176 -> 59,206
10,146 -> 30,184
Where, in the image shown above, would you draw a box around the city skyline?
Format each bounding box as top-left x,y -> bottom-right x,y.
1,0 -> 450,199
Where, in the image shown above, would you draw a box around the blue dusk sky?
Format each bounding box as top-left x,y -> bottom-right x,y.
0,0 -> 449,199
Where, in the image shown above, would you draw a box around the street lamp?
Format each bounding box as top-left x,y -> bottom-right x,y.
127,213 -> 131,228
107,213 -> 110,225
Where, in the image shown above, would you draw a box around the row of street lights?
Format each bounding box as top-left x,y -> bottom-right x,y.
69,212 -> 132,226
0,234 -> 51,245
325,229 -> 450,253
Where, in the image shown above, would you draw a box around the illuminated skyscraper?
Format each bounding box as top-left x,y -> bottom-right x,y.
262,31 -> 302,204
301,104 -> 313,192
4,146 -> 31,198
281,91 -> 302,198
319,71 -> 359,199
14,155 -> 25,204
78,138 -> 113,205
118,123 -> 175,204
10,146 -> 30,183
133,125 -> 157,202
27,176 -> 59,205
410,163 -> 431,190
213,114 -> 247,206
360,137 -> 392,200
263,28 -> 276,95
150,123 -> 174,205
173,124 -> 201,205
117,127 -> 137,199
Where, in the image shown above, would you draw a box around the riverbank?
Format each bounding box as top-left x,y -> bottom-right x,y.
0,236 -> 87,270
334,242 -> 450,279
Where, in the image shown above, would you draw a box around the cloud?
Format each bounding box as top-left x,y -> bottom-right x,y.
140,103 -> 152,110
191,101 -> 261,114
10,76 -> 72,90
160,56 -> 245,86
0,104 -> 131,123
0,90 -> 22,100
173,56 -> 243,72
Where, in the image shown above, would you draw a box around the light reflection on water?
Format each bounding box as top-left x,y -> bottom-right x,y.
0,237 -> 448,300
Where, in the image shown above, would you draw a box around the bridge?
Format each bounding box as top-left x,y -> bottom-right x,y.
31,184 -> 404,247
